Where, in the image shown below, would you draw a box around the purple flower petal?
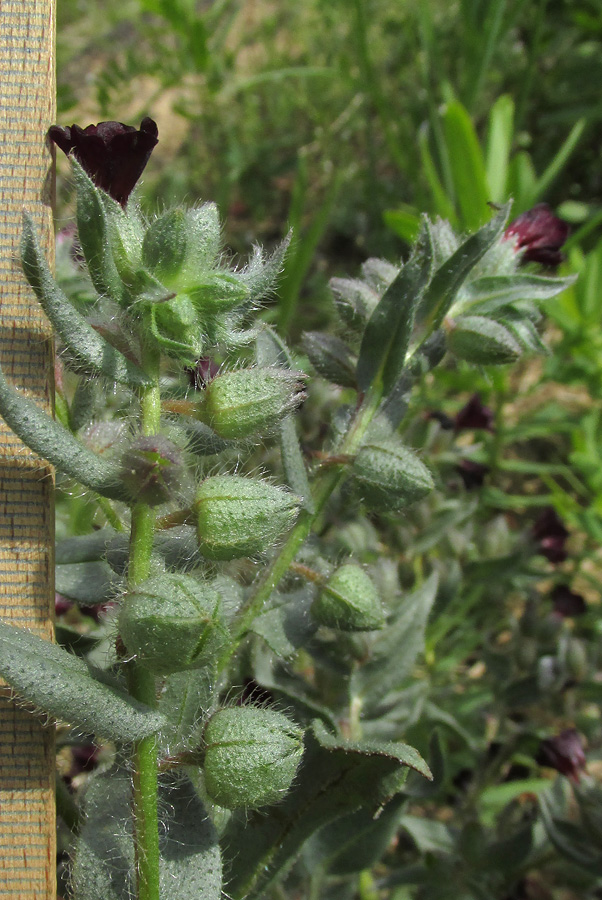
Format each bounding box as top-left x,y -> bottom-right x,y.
48,117 -> 158,207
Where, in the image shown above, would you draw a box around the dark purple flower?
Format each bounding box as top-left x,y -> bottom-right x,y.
70,744 -> 101,776
456,459 -> 489,489
454,394 -> 494,432
55,593 -> 73,616
536,728 -> 586,783
550,584 -> 587,619
48,117 -> 158,207
186,357 -> 220,390
531,508 -> 569,563
505,204 -> 569,268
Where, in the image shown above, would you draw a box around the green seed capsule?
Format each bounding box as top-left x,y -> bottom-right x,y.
198,367 -> 305,440
119,574 -> 229,674
195,475 -> 299,560
446,316 -> 522,365
312,564 -> 384,631
352,440 -> 434,512
203,706 -> 304,809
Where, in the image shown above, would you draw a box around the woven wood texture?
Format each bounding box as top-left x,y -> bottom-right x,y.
0,2 -> 56,898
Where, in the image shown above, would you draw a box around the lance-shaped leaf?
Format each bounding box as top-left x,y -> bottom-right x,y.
56,527 -> 117,565
303,794 -> 407,876
0,622 -> 166,742
73,160 -> 129,305
21,214 -> 150,386
71,767 -> 222,900
356,573 -> 438,705
55,560 -> 122,606
0,365 -> 129,500
256,326 -> 314,512
460,273 -> 577,316
223,720 -> 431,899
357,221 -> 434,394
417,203 -> 511,330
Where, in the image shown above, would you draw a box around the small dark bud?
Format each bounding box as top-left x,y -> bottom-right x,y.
531,508 -> 569,563
536,728 -> 586,783
186,357 -> 221,390
454,394 -> 494,432
48,117 -> 158,207
550,584 -> 586,619
505,204 -> 569,268
120,435 -> 188,506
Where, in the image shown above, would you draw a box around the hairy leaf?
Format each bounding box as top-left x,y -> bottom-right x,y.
357,222 -> 434,393
223,720 -> 430,899
72,767 -> 222,900
21,213 -> 149,386
0,622 -> 165,742
417,203 -> 511,330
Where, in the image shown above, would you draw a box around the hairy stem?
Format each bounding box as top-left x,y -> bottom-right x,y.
127,343 -> 161,900
220,383 -> 383,669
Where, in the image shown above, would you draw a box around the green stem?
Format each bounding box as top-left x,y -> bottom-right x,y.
126,344 -> 162,900
220,384 -> 383,669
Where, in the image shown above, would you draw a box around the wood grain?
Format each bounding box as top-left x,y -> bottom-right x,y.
0,1 -> 56,898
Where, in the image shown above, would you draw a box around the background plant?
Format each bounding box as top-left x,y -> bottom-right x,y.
4,0 -> 602,898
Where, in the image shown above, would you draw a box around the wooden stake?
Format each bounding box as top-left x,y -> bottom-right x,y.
0,2 -> 56,898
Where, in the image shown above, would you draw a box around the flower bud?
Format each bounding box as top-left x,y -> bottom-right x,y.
195,475 -> 299,560
146,293 -> 204,364
203,706 -> 304,809
301,332 -> 357,388
312,564 -> 384,631
446,316 -> 522,365
352,440 -> 434,512
198,367 -> 306,439
189,273 -> 250,314
119,574 -> 229,674
142,208 -> 188,285
120,435 -> 189,506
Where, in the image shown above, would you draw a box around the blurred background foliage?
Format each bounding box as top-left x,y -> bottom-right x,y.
53,2 -> 602,898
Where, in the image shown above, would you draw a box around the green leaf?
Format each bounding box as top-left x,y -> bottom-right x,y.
485,95 -> 514,204
357,574 -> 438,703
21,214 -> 150,386
250,587 -> 317,658
72,160 -> 129,305
72,767 -> 222,900
383,207 -> 421,244
256,326 -> 314,512
0,622 -> 166,742
305,795 -> 407,875
461,273 -> 576,315
55,560 -> 122,606
0,364 -> 129,501
442,101 -> 490,230
56,528 -> 118,564
417,203 -> 511,331
539,790 -> 602,873
357,222 -> 434,394
223,720 -> 430,899
158,667 -> 216,753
